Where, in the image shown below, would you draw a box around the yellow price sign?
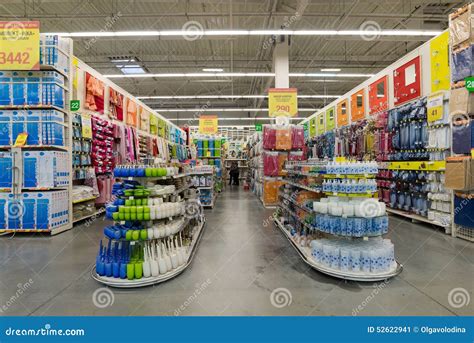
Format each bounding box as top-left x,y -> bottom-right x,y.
14,132 -> 28,147
199,115 -> 218,134
268,88 -> 298,117
81,113 -> 93,139
427,93 -> 444,123
0,21 -> 40,70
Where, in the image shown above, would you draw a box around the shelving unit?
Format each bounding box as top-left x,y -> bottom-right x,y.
276,160 -> 403,282
189,167 -> 216,208
0,34 -> 74,235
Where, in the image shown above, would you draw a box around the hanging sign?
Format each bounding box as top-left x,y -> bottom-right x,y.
199,115 -> 218,134
70,100 -> 80,112
81,113 -> 92,139
255,123 -> 263,132
0,21 -> 40,70
427,93 -> 444,123
268,88 -> 298,117
326,107 -> 335,131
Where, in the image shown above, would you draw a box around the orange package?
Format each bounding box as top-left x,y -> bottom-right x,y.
126,99 -> 138,127
263,179 -> 284,205
275,128 -> 292,150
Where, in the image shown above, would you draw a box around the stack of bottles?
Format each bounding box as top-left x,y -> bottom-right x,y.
310,238 -> 396,274
326,161 -> 379,174
103,219 -> 186,241
195,138 -> 222,157
322,179 -> 377,194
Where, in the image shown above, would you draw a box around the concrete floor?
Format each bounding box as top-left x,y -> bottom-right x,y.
0,187 -> 473,316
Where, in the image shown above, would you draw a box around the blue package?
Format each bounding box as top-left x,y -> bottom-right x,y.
0,72 -> 12,106
12,73 -> 25,106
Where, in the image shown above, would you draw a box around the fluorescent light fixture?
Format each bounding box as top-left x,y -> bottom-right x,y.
202,68 -> 224,72
321,68 -> 341,72
138,94 -> 340,100
49,29 -> 441,38
153,108 -> 316,112
104,72 -> 372,78
170,117 -> 305,121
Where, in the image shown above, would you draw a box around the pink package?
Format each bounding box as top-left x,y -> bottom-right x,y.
263,152 -> 279,176
291,125 -> 305,149
263,125 -> 276,150
288,151 -> 304,161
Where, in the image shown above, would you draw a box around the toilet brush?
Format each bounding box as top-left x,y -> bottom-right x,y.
150,243 -> 159,277
153,224 -> 160,238
175,236 -> 185,266
162,241 -> 172,270
142,245 -> 151,278
168,238 -> 179,269
159,223 -> 166,238
147,225 -> 154,240
157,242 -> 168,274
165,220 -> 172,236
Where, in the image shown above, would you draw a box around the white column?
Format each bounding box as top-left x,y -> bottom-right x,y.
273,37 -> 289,88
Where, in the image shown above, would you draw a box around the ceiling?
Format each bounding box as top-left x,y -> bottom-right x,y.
1,0 -> 468,127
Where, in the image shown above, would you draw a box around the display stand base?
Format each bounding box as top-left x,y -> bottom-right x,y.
91,218 -> 206,288
386,208 -> 450,234
273,218 -> 403,282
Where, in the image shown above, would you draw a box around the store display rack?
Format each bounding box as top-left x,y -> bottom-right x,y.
190,167 -> 216,208
92,165 -> 205,288
0,35 -> 74,235
275,160 -> 403,282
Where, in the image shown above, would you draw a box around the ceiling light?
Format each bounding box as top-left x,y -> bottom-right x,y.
49,29 -> 441,38
320,68 -> 341,72
103,72 -> 372,78
138,94 -> 339,100
153,108 -> 316,112
202,68 -> 224,72
169,117 -> 305,121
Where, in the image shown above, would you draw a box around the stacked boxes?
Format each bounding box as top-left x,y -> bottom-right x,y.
39,35 -> 71,74
0,191 -> 69,230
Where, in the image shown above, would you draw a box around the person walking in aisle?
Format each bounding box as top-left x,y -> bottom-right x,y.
229,162 -> 240,186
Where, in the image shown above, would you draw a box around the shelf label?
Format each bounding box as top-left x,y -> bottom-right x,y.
0,21 -> 40,70
268,88 -> 298,117
427,93 -> 444,123
14,132 -> 28,147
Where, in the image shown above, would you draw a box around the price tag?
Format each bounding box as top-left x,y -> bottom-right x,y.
427,94 -> 444,123
268,88 -> 298,117
14,132 -> 28,147
0,21 -> 40,70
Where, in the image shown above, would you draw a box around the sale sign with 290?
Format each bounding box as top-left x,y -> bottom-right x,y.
0,21 -> 40,70
268,88 -> 298,117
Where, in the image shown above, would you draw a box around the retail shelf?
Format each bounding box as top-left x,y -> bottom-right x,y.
0,145 -> 69,151
50,222 -> 74,235
73,210 -> 104,224
386,208 -> 450,232
196,186 -> 213,190
285,180 -> 322,193
72,196 -> 97,204
188,171 -> 214,175
107,218 -> 190,242
0,186 -> 69,192
273,218 -> 403,282
279,193 -> 314,214
91,218 -> 206,288
323,174 -> 376,179
324,192 -> 378,198
0,228 -> 51,233
40,64 -> 69,78
258,195 -> 277,209
277,203 -> 314,232
0,105 -> 68,114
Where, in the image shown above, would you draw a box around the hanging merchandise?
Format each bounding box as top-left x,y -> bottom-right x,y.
109,88 -> 124,121
91,116 -> 116,174
85,72 -> 105,113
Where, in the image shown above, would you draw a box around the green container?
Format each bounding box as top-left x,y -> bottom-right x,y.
124,213 -> 131,221
144,213 -> 151,221
119,213 -> 125,221
140,229 -> 147,240
125,230 -> 132,240
130,206 -> 137,213
134,263 -> 143,279
137,213 -> 144,221
131,213 -> 137,221
136,206 -> 144,213
127,263 -> 135,280
119,206 -> 126,213
112,212 -> 120,221
123,206 -> 131,213
132,230 -> 140,241
144,207 -> 150,213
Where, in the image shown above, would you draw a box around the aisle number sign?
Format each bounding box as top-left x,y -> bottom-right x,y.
199,115 -> 218,134
427,93 -> 444,123
255,123 -> 262,132
268,88 -> 298,117
0,21 -> 40,70
466,77 -> 474,92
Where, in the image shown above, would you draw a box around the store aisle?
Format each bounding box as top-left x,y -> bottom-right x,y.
0,188 -> 472,316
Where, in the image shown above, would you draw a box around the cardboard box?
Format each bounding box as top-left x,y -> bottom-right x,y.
446,157 -> 474,191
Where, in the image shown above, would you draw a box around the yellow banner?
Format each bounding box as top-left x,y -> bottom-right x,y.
268,88 -> 298,117
0,21 -> 40,70
199,115 -> 218,134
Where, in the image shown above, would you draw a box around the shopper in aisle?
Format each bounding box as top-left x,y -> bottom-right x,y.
229,161 -> 240,185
